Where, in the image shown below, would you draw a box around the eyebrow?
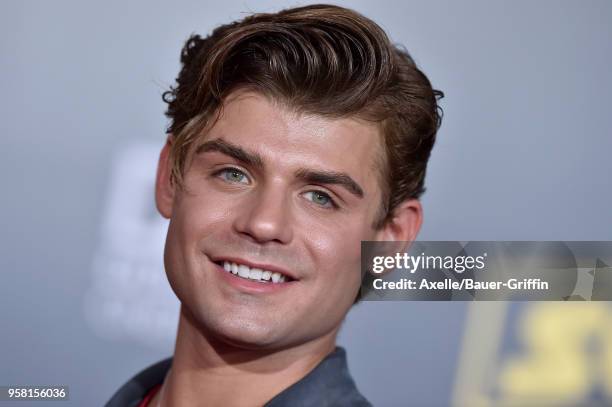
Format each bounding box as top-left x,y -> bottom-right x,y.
294,169 -> 364,198
196,138 -> 364,198
196,138 -> 264,169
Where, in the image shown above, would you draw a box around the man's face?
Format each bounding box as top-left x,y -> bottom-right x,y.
159,91 -> 389,349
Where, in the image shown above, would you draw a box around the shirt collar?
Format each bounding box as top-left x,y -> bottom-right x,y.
106,346 -> 370,407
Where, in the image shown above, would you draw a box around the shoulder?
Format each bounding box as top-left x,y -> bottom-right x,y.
266,347 -> 373,407
105,358 -> 172,407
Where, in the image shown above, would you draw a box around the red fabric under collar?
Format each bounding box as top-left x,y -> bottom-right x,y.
138,384 -> 162,407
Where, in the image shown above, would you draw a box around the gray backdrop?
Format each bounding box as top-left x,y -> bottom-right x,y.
1,1 -> 611,406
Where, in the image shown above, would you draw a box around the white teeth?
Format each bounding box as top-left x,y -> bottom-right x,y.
250,268 -> 263,280
238,264 -> 250,278
221,261 -> 289,283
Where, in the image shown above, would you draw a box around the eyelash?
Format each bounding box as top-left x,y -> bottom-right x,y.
212,167 -> 339,209
213,167 -> 251,184
303,190 -> 339,210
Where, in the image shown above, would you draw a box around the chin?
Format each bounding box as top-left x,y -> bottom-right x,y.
217,332 -> 278,350
216,324 -> 291,350
195,307 -> 289,349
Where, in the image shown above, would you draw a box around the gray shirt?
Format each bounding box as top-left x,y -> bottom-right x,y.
106,346 -> 372,407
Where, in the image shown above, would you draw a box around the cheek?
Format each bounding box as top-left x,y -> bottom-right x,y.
163,218 -> 192,302
163,192 -> 230,283
172,188 -> 235,242
304,221 -> 366,291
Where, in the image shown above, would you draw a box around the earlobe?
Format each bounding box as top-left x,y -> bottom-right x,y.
376,199 -> 423,250
155,136 -> 175,219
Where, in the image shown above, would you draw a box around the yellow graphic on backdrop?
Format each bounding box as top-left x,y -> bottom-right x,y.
453,303 -> 612,407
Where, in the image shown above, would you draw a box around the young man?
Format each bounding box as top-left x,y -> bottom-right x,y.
107,4 -> 442,406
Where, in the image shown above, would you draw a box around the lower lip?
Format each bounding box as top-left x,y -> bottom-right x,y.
213,262 -> 297,294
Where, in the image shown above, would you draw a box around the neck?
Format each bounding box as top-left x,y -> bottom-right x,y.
152,305 -> 338,407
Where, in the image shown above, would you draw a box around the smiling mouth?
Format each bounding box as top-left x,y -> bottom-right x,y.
214,260 -> 295,284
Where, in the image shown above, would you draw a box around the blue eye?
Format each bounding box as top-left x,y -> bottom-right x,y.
217,168 -> 250,184
304,191 -> 336,208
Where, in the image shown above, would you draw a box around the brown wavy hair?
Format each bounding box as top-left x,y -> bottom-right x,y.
162,3 -> 443,229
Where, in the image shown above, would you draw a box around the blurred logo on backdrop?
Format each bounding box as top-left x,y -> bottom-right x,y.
453,302 -> 612,407
84,143 -> 179,350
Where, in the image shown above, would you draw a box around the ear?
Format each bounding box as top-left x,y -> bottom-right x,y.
155,135 -> 175,219
374,199 -> 423,252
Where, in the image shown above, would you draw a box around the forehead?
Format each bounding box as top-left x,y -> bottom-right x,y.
199,91 -> 384,180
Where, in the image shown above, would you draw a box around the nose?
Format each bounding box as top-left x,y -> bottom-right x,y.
232,182 -> 293,245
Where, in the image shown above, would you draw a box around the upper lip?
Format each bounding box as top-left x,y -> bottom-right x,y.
210,255 -> 299,281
